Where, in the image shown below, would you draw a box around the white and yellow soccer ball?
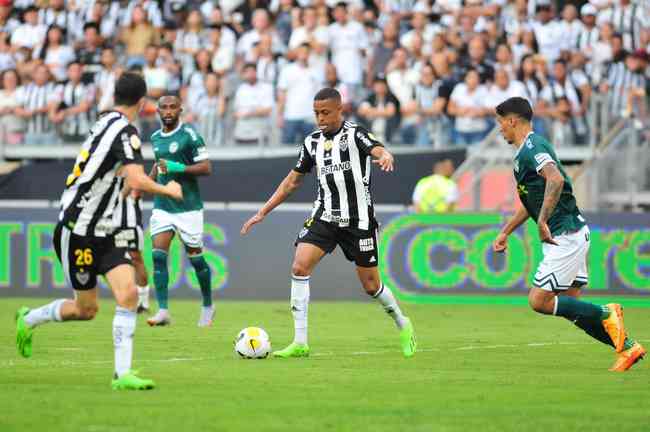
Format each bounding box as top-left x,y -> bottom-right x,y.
234,327 -> 271,359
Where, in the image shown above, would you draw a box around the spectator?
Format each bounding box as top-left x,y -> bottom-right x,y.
33,25 -> 74,83
38,0 -> 78,43
81,0 -> 120,41
448,68 -> 491,146
0,69 -> 24,145
288,6 -> 328,83
0,0 -> 20,35
14,63 -> 59,145
358,76 -> 400,143
366,20 -> 399,86
11,6 -> 47,53
158,42 -> 183,95
517,53 -> 547,135
143,44 -> 170,99
537,59 -> 587,144
207,25 -> 235,76
575,3 -> 600,56
512,29 -> 539,66
273,0 -> 295,46
401,11 -> 438,55
120,5 -> 160,68
459,36 -> 494,83
494,43 -> 515,78
236,8 -> 283,64
414,63 -> 448,148
123,0 -> 164,29
362,10 -> 382,50
233,62 -> 274,145
276,43 -> 319,145
194,72 -> 226,147
252,33 -> 283,86
206,7 -> 238,52
503,0 -> 531,38
601,50 -> 647,119
412,159 -> 459,213
324,62 -> 352,114
95,46 -> 121,112
531,2 -> 563,64
176,9 -> 207,82
185,49 -> 214,108
76,22 -> 104,84
386,47 -> 419,144
51,61 -> 96,142
0,31 -> 15,72
484,68 -> 527,110
597,0 -> 649,52
558,4 -> 584,54
328,2 -> 368,101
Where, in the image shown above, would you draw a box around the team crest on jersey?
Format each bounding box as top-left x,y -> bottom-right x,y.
324,140 -> 333,152
130,135 -> 141,150
75,270 -> 90,285
339,133 -> 348,152
169,141 -> 179,153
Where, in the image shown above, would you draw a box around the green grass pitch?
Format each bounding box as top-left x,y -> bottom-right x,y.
1,297 -> 648,431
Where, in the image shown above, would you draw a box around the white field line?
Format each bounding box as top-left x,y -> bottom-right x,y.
4,340 -> 648,369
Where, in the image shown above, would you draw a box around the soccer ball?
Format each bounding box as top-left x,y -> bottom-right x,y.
234,327 -> 271,359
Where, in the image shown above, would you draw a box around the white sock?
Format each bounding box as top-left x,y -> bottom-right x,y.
291,274 -> 310,345
137,285 -> 149,307
113,306 -> 137,378
373,284 -> 407,329
24,299 -> 65,328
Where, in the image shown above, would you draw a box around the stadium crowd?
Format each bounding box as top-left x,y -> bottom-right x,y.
0,0 -> 648,148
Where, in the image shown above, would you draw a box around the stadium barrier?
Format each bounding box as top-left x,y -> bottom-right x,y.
0,209 -> 648,301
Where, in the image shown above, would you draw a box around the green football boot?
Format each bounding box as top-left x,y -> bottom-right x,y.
400,318 -> 417,358
272,342 -> 310,358
15,307 -> 33,358
111,371 -> 156,390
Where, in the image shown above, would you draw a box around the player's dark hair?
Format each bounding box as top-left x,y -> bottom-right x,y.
114,72 -> 147,106
495,97 -> 533,122
314,87 -> 341,103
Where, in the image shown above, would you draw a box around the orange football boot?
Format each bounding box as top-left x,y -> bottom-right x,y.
602,303 -> 626,353
609,342 -> 646,372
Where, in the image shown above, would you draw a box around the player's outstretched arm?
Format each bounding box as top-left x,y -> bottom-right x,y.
158,159 -> 212,177
371,146 -> 394,172
493,205 -> 529,253
241,170 -> 305,235
122,164 -> 183,201
537,163 -> 564,245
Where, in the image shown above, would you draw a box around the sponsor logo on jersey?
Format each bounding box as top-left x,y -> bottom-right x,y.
321,213 -> 350,226
339,133 -> 348,152
359,237 -> 375,252
169,142 -> 179,153
356,131 -> 375,148
320,161 -> 352,176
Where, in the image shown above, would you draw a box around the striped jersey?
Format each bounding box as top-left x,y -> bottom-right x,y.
16,82 -> 57,134
56,80 -> 96,138
294,121 -> 382,230
58,111 -> 144,237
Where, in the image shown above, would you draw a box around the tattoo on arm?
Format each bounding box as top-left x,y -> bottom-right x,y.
539,175 -> 563,223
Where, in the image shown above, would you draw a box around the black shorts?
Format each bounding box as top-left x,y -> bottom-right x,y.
295,218 -> 379,267
53,223 -> 132,291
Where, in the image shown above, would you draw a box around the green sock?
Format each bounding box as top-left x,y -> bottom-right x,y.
189,254 -> 212,307
572,317 -> 614,348
152,249 -> 169,310
598,305 -> 610,320
555,296 -> 603,322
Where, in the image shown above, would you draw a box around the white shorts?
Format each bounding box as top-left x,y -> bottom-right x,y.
534,225 -> 589,291
150,209 -> 204,249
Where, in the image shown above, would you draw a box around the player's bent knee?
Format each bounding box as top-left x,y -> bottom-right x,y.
528,289 -> 553,314
77,303 -> 99,320
291,262 -> 311,278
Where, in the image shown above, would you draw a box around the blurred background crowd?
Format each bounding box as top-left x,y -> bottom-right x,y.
0,0 -> 648,149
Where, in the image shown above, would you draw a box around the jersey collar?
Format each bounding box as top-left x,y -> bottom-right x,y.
160,121 -> 183,138
322,121 -> 345,140
514,131 -> 534,158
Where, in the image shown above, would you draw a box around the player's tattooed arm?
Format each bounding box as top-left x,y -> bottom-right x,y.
241,170 -> 305,235
537,163 -> 564,245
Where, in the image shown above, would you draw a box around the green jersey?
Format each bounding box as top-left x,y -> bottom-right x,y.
513,132 -> 586,236
151,123 -> 207,213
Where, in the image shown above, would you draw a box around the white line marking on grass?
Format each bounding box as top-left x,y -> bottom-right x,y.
2,340 -> 648,368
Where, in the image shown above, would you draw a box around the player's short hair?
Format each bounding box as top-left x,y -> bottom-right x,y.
495,97 -> 533,122
114,72 -> 147,107
314,87 -> 341,103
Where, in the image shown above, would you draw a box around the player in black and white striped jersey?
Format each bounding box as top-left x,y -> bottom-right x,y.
15,72 -> 182,391
241,87 -> 416,359
114,189 -> 150,313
